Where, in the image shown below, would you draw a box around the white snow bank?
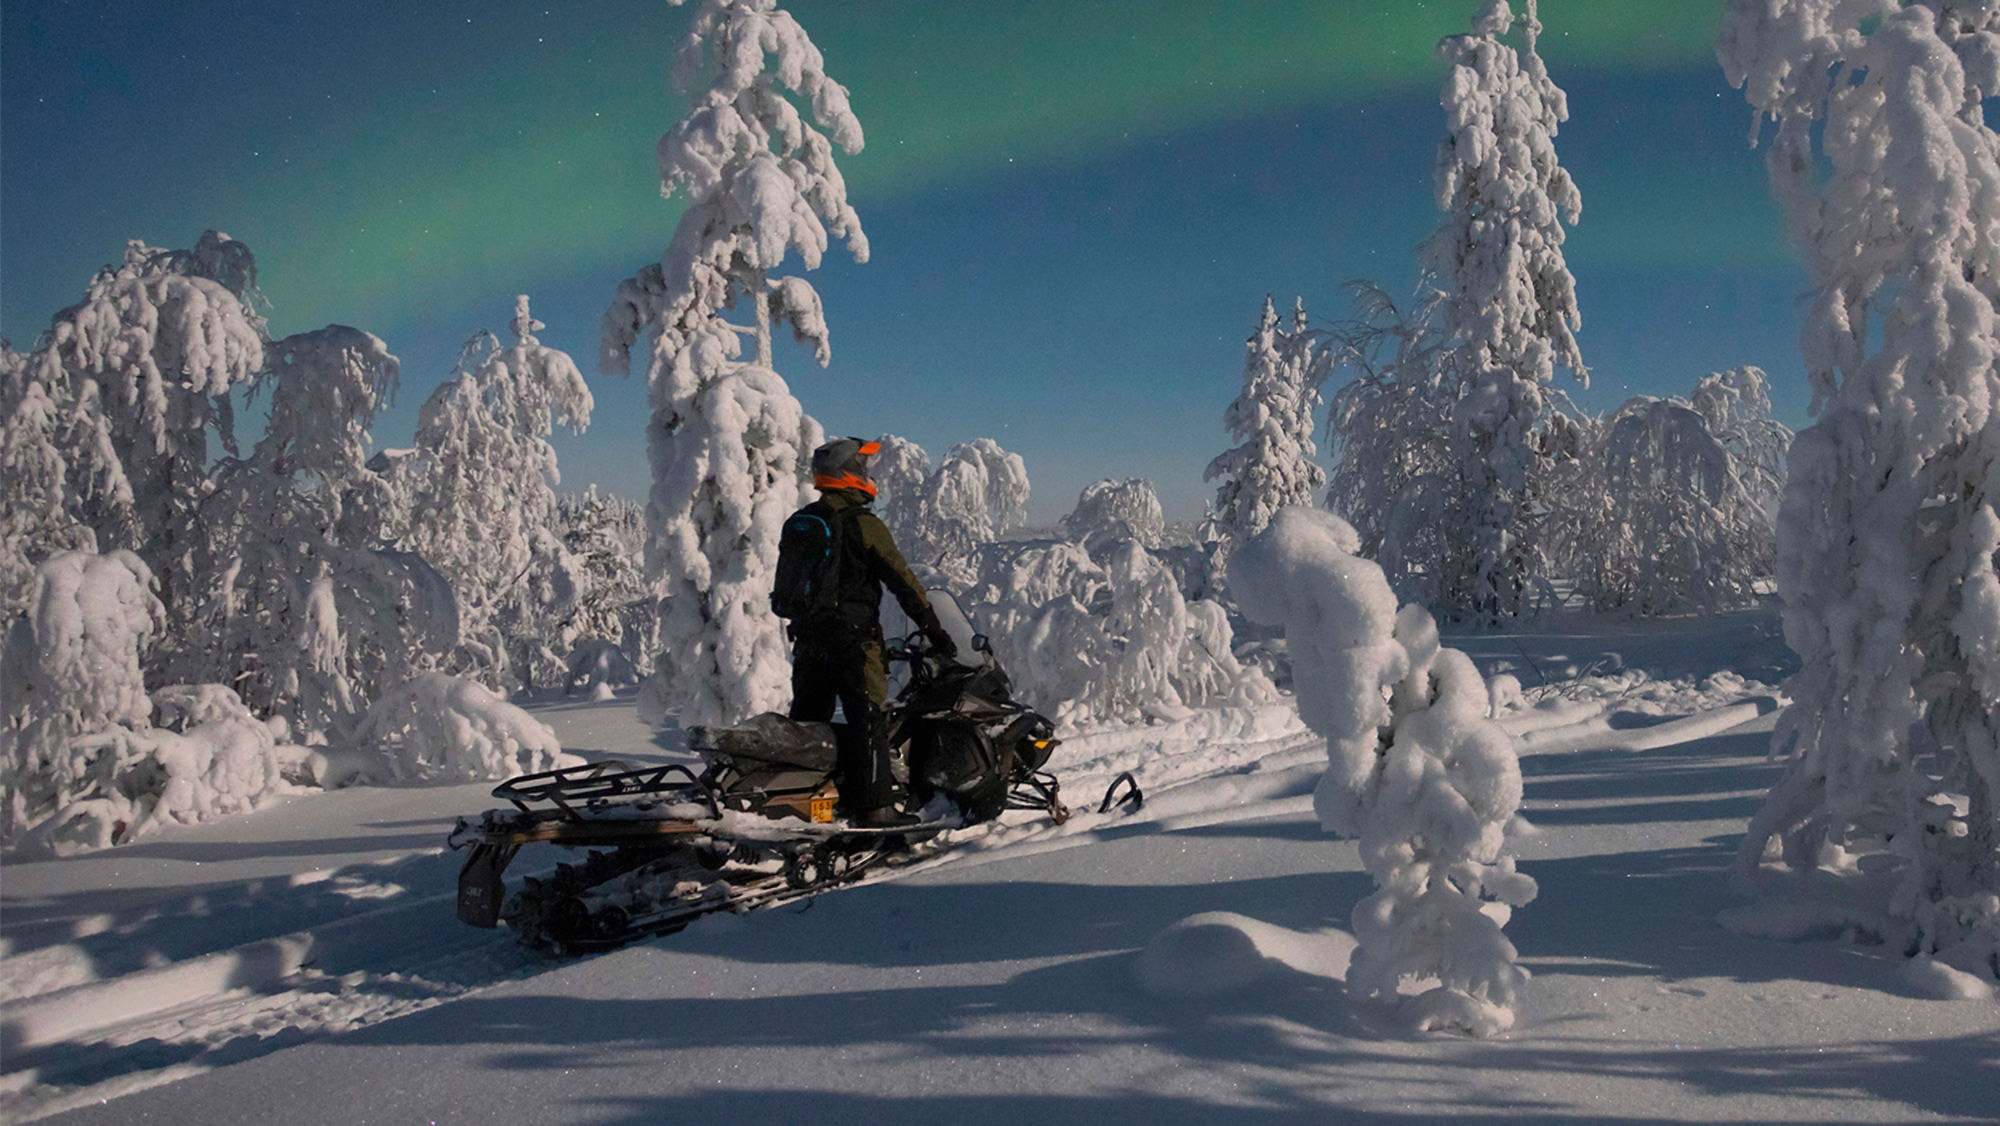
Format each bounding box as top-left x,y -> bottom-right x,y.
0,932 -> 317,1051
1513,696 -> 1777,755
341,673 -> 579,785
1133,911 -> 1356,998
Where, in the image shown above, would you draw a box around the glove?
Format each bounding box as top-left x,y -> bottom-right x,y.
924,626 -> 959,660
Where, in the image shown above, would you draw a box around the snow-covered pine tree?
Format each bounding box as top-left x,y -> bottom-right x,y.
600,0 -> 865,728
401,298 -> 593,692
26,233 -> 267,634
1720,0 -> 2000,974
1206,295 -> 1326,558
1426,0 -> 1586,619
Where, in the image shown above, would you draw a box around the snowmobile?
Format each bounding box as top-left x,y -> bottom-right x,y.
450,592 -> 1143,953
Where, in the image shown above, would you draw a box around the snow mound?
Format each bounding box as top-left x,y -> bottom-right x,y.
343,673 -> 579,784
1133,911 -> 1355,999
1899,957 -> 1996,1002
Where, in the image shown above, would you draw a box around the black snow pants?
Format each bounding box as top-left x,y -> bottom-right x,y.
787,627 -> 893,810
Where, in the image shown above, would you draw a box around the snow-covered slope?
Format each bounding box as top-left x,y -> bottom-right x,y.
6,604 -> 1997,1124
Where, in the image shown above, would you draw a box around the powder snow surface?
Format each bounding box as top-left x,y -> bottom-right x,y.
5,603 -> 1997,1125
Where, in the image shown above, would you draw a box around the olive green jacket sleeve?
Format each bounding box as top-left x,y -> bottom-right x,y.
853,511 -> 938,629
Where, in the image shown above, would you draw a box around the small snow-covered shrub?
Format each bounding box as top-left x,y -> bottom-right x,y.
1,551 -> 299,854
1234,506 -> 1536,1036
346,673 -> 577,785
29,687 -> 298,856
2,550 -> 162,842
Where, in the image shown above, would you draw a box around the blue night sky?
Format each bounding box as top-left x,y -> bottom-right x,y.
2,1 -> 1804,522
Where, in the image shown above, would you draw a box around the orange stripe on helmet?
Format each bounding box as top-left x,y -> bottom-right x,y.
856,441 -> 881,455
814,472 -> 877,496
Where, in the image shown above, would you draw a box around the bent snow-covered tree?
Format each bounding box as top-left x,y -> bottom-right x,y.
1324,282 -> 1464,609
601,0 -> 864,728
1565,367 -> 1789,616
1206,295 -> 1325,565
1427,0 -> 1586,618
23,232 -> 266,641
907,438 -> 1031,581
1721,0 -> 2000,975
1232,508 -> 1535,1035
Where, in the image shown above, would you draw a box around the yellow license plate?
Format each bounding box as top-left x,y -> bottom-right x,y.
810,794 -> 835,823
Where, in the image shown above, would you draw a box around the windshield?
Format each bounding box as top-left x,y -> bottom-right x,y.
884,589 -> 990,668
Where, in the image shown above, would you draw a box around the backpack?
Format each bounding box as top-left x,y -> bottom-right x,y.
771,502 -> 846,622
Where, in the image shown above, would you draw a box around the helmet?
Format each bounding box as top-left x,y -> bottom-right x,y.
811,436 -> 880,496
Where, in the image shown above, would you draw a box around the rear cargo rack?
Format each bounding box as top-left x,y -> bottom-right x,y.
492,761 -> 720,820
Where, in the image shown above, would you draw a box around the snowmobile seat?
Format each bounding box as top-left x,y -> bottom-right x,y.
691,711 -> 840,773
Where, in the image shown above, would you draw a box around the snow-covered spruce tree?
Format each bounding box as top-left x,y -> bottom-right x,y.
1426,0 -> 1586,619
26,233 -> 266,636
1206,295 -> 1326,560
401,298 -> 593,692
1562,368 -> 1788,616
600,0 -> 864,728
1324,282 -> 1465,609
1232,507 -> 1536,1035
1721,0 -> 2000,976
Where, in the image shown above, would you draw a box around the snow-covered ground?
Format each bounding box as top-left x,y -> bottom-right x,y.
5,602 -> 1997,1124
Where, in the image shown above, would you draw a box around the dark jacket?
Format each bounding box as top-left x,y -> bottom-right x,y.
809,488 -> 939,638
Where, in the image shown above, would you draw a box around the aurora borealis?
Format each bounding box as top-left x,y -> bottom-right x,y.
3,0 -> 1798,519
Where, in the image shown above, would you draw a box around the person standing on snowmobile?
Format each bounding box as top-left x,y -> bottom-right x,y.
777,437 -> 957,828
